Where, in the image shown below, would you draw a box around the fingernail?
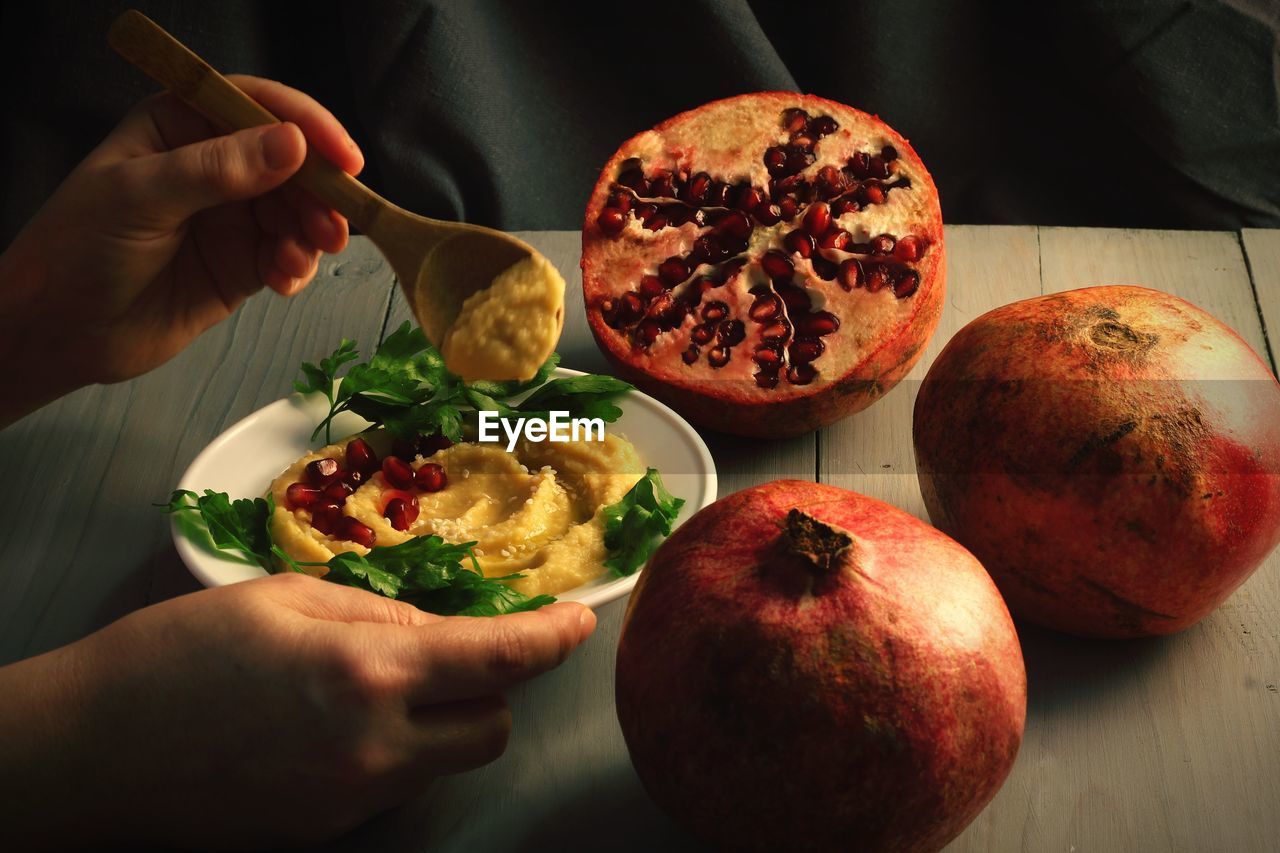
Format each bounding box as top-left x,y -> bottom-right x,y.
261,123 -> 298,170
577,607 -> 596,639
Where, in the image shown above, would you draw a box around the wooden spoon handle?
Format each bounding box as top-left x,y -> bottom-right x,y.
107,9 -> 388,232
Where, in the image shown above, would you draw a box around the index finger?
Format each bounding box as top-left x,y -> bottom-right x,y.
398,602 -> 597,706
226,74 -> 365,177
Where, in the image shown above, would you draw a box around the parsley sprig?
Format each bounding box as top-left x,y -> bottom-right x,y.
602,469 -> 686,576
162,490 -> 553,616
294,323 -> 631,444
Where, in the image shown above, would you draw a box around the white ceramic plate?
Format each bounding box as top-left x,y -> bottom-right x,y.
172,368 -> 718,609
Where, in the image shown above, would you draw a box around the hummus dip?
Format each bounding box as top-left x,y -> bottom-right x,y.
269,430 -> 644,597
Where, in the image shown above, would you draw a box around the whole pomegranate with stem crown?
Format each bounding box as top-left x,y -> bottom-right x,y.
914,285 -> 1280,638
582,93 -> 945,437
615,480 -> 1025,853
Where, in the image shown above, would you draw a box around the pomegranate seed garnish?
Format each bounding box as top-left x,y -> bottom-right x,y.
305,458 -> 341,487
838,258 -> 864,291
378,488 -> 416,514
881,144 -> 898,161
811,115 -> 839,137
896,235 -> 924,262
790,338 -> 825,364
382,456 -> 415,490
871,234 -> 896,256
799,311 -> 841,337
342,469 -> 368,489
337,517 -> 376,548
384,497 -> 420,532
639,275 -> 666,298
418,461 -> 450,493
784,230 -> 816,258
787,364 -> 818,385
323,481 -> 353,504
707,347 -> 731,368
894,269 -> 921,298
819,230 -> 851,251
811,256 -> 839,281
761,250 -> 794,281
753,345 -> 783,367
749,294 -> 782,322
310,503 -> 342,536
865,264 -> 892,292
717,319 -> 746,346
802,202 -> 831,237
597,208 -> 626,236
682,345 -> 700,365
754,203 -> 783,226
713,209 -> 753,241
286,483 -> 322,510
391,436 -> 418,461
691,323 -> 716,345
702,301 -> 729,322
781,108 -> 810,134
345,438 -> 379,474
658,257 -> 691,286
420,433 -> 454,456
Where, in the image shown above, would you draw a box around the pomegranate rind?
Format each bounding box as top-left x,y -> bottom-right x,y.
615,480 -> 1026,853
582,92 -> 944,438
914,285 -> 1280,638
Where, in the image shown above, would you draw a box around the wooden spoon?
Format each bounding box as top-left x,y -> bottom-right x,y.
107,9 -> 564,379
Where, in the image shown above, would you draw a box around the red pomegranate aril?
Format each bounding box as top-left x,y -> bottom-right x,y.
391,436 -> 418,461
639,275 -> 666,299
305,458 -> 341,487
337,517 -> 376,548
761,250 -> 795,281
286,483 -> 323,510
638,320 -> 662,344
815,166 -> 846,200
607,190 -> 633,212
713,210 -> 753,241
755,370 -> 780,389
831,197 -> 859,216
803,202 -> 832,237
881,144 -> 898,161
691,323 -> 716,345
778,285 -> 811,312
760,320 -> 792,343
819,230 -> 851,251
848,152 -> 870,177
784,146 -> 816,174
707,180 -> 730,206
811,256 -> 839,281
837,258 -> 864,291
682,345 -> 700,365
735,185 -> 764,212
597,208 -> 626,236
342,469 -> 368,489
810,115 -> 839,137
753,345 -> 783,367
860,182 -> 887,205
764,146 -> 788,176
754,203 -> 783,226
345,438 -> 379,474
702,300 -> 729,322
707,347 -> 731,368
620,291 -> 645,320
324,481 -> 353,504
617,165 -> 647,193
384,497 -> 419,532
666,205 -> 693,227
717,319 -> 746,346
790,135 -> 815,152
868,156 -> 889,179
893,269 -> 921,298
787,363 -> 818,385
415,462 -> 448,492
635,202 -> 658,221
749,294 -> 782,321
799,311 -> 840,337
382,456 -> 415,490
644,214 -> 669,231
784,229 -> 816,258
683,172 -> 712,205
870,234 -> 896,255
778,198 -> 799,221
790,337 -> 825,364
650,172 -> 677,198
310,503 -> 342,536
865,264 -> 892,292
896,235 -> 924,262
781,107 -> 810,134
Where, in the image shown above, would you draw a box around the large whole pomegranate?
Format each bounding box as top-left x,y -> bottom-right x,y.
914,285 -> 1280,638
581,93 -> 944,437
615,481 -> 1025,853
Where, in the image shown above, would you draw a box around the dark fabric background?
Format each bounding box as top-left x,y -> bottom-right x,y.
2,0 -> 1278,247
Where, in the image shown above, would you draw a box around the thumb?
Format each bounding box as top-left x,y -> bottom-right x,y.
128,122 -> 306,222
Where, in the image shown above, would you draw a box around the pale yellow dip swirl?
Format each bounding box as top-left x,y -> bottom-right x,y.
441,254 -> 565,381
268,431 -> 644,597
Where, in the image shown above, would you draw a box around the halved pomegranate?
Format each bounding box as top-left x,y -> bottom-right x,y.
582,92 -> 945,437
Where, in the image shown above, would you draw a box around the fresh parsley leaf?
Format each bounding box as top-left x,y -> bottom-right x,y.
465,353 -> 561,399
160,489 -> 275,570
294,338 -> 359,401
602,469 -> 685,576
517,375 -> 634,423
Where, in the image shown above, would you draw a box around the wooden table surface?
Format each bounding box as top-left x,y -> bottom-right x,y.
2,227 -> 1278,852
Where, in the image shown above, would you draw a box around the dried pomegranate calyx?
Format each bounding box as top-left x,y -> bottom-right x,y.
785,508 -> 854,573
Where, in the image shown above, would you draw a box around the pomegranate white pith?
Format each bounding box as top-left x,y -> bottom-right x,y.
582,92 -> 944,438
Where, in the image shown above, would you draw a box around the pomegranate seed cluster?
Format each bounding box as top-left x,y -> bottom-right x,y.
595,107 -> 930,390
284,433 -> 453,546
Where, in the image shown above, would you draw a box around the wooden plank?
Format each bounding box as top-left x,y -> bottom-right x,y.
0,241 -> 393,663
818,225 -> 1042,522
1241,228 -> 1280,372
980,226 -> 1280,853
